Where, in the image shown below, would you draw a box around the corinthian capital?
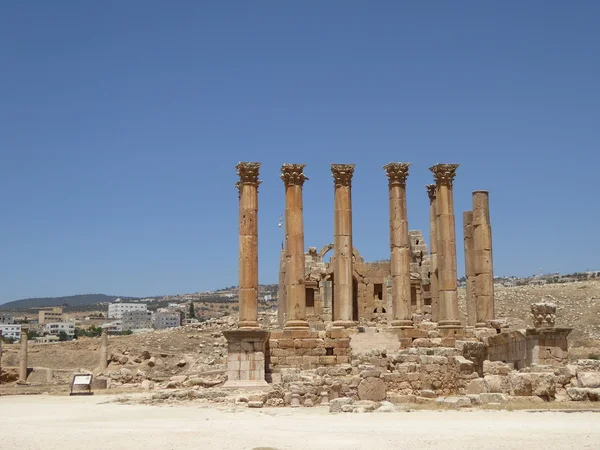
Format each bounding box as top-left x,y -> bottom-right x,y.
235,162 -> 261,196
429,164 -> 459,187
426,184 -> 437,200
281,163 -> 308,187
383,162 -> 410,187
331,164 -> 355,187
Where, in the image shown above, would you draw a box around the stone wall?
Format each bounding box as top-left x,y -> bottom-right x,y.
267,329 -> 351,372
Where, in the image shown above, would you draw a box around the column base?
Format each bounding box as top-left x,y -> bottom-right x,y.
438,320 -> 462,329
223,329 -> 269,387
284,320 -> 309,329
390,319 -> 413,329
237,320 -> 260,329
332,320 -> 356,328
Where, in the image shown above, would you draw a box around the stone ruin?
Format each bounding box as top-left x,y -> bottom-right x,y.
219,161 -> 600,408
2,161 -> 598,410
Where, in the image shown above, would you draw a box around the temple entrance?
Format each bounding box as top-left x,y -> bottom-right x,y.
329,274 -> 359,322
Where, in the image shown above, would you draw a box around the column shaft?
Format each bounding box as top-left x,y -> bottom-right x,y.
332,164 -> 355,327
236,162 -> 261,329
427,185 -> 440,322
282,164 -> 309,329
473,191 -> 494,327
100,330 -> 109,371
463,211 -> 477,326
384,163 -> 412,328
430,164 -> 461,329
19,332 -> 28,382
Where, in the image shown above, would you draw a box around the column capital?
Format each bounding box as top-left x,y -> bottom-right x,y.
429,164 -> 459,187
331,164 -> 355,187
426,184 -> 437,200
383,162 -> 411,187
236,162 -> 261,194
281,163 -> 308,187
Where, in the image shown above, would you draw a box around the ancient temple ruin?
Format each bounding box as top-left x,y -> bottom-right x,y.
226,161 -> 574,397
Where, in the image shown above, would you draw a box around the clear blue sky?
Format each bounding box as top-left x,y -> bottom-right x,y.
1,1 -> 598,303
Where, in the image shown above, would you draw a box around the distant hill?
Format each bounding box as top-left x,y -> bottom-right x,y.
0,294 -> 138,310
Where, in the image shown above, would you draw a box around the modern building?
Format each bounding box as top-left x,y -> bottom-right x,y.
121,310 -> 153,331
108,303 -> 148,319
0,313 -> 15,324
35,335 -> 60,343
102,320 -> 123,333
39,307 -> 64,325
43,321 -> 75,338
154,310 -> 181,329
0,323 -> 22,340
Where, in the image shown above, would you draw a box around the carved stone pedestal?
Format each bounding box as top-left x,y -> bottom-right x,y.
223,329 -> 269,389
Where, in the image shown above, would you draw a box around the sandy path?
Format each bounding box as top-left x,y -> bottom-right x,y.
0,395 -> 598,450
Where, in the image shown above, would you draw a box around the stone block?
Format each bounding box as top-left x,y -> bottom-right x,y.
466,378 -> 489,395
435,396 -> 471,408
358,377 -> 387,401
577,372 -> 600,388
329,397 -> 353,413
480,393 -> 507,404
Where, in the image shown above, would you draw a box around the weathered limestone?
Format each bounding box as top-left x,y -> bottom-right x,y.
236,162 -> 261,329
531,302 -> 556,327
99,330 -> 109,371
472,191 -> 494,327
331,164 -> 355,327
281,164 -> 309,329
383,163 -> 412,329
223,329 -> 269,388
463,211 -> 477,326
19,332 -> 28,382
426,185 -> 439,322
430,164 -> 461,330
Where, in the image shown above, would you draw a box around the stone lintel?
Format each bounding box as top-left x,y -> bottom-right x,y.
223,329 -> 269,342
525,327 -> 573,338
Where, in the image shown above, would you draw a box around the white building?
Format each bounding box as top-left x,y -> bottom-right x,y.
108,303 -> 147,319
102,320 -> 123,333
122,310 -> 153,331
155,310 -> 181,329
0,323 -> 22,340
44,321 -> 75,338
0,313 -> 15,324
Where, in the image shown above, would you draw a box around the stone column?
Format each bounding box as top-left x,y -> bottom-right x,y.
99,330 -> 109,371
236,162 -> 261,329
463,211 -> 477,326
383,163 -> 412,329
331,164 -> 355,327
281,164 -> 309,329
473,191 -> 495,327
426,185 -> 440,322
430,164 -> 461,330
19,332 -> 28,382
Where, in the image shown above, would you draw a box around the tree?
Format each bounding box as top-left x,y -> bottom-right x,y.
189,302 -> 196,319
26,329 -> 40,340
58,331 -> 69,341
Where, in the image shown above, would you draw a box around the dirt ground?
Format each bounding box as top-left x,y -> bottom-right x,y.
1,394 -> 599,450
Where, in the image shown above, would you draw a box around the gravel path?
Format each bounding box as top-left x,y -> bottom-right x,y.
1,395 -> 599,450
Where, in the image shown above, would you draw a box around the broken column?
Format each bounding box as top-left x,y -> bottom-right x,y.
463,211 -> 477,326
384,162 -> 412,329
281,163 -> 309,329
426,184 -> 439,322
19,332 -> 28,382
223,162 -> 268,388
429,164 -> 461,330
99,330 -> 109,371
236,162 -> 261,329
331,164 -> 355,327
472,191 -> 494,327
